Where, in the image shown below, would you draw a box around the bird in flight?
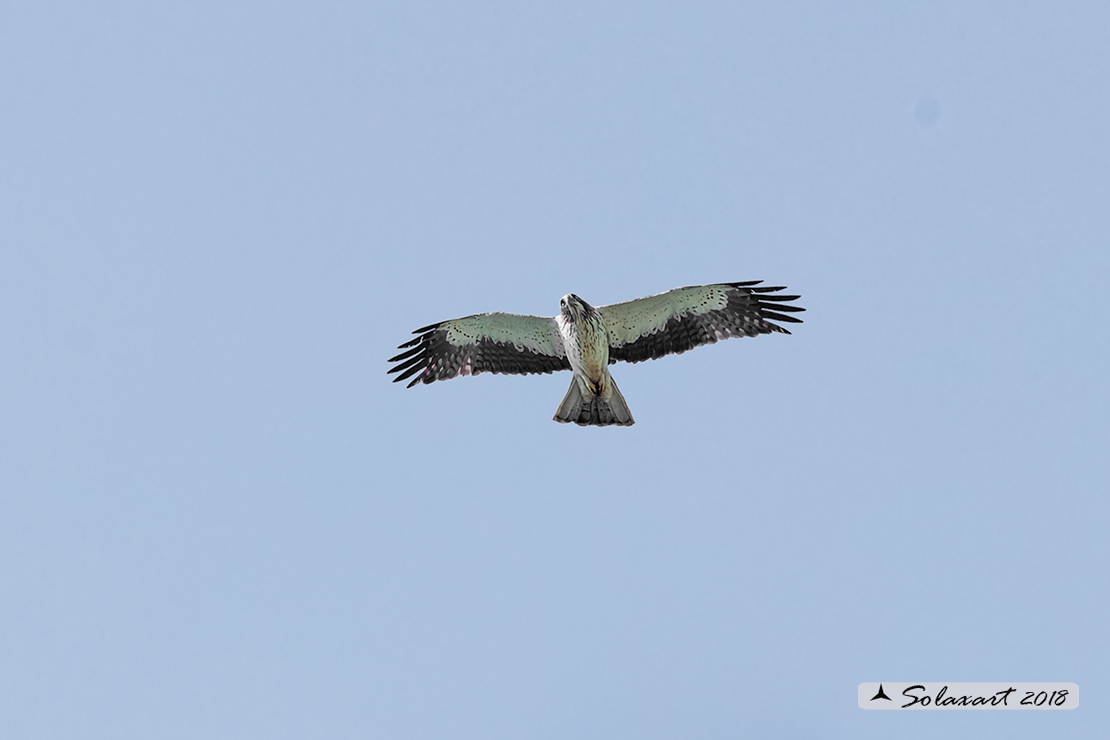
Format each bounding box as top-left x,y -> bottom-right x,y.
388,281 -> 804,426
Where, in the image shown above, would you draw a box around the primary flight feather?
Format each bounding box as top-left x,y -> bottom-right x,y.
388,281 -> 804,426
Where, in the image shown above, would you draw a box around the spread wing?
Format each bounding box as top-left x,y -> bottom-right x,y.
388,312 -> 570,387
600,281 -> 804,364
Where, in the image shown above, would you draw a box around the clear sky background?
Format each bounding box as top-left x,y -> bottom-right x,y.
2,2 -> 1107,738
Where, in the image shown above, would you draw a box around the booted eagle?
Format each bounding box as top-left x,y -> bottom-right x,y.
388,281 -> 804,426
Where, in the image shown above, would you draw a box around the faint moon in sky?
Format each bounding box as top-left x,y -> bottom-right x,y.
914,97 -> 941,126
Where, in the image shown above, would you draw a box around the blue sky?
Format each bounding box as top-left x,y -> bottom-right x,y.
2,2 -> 1107,738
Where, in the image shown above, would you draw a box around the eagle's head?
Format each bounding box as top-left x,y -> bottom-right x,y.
559,293 -> 596,323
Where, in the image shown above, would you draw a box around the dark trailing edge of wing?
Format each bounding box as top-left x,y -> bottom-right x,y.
607,281 -> 805,365
388,322 -> 571,388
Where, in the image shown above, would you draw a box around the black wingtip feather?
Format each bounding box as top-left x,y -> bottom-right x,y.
387,353 -> 426,374
387,345 -> 424,363
761,310 -> 804,323
393,363 -> 425,383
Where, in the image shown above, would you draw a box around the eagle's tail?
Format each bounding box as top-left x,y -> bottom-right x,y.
553,373 -> 635,427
